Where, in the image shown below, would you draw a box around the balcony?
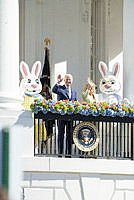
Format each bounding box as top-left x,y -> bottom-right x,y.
34,112 -> 134,160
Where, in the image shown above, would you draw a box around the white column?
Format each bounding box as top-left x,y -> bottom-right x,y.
0,1 -> 34,198
0,0 -> 22,113
123,0 -> 134,101
0,0 -> 34,156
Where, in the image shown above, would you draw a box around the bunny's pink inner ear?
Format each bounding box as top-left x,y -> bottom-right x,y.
113,64 -> 119,76
35,64 -> 39,76
101,64 -> 107,76
22,64 -> 28,76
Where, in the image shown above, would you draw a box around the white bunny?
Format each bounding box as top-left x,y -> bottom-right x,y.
98,61 -> 122,104
20,61 -> 43,110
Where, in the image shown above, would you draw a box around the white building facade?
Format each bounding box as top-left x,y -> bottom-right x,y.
1,0 -> 134,199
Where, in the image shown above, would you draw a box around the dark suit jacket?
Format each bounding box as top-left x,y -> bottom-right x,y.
52,84 -> 77,101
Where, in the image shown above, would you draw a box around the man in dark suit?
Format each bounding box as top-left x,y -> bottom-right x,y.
52,74 -> 77,156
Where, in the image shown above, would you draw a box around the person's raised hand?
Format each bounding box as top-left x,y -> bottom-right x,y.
87,77 -> 91,84
57,74 -> 63,84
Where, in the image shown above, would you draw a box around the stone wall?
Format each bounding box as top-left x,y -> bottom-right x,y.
22,157 -> 134,200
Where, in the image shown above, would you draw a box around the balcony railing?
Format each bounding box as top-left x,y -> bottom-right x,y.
34,112 -> 134,160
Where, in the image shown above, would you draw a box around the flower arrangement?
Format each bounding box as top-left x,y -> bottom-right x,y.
30,99 -> 134,118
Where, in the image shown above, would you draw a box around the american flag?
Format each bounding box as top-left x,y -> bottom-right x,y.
40,39 -> 52,99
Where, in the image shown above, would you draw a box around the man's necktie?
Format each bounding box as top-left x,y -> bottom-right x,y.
66,87 -> 71,99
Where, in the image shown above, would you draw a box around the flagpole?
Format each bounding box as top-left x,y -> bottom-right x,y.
40,37 -> 54,139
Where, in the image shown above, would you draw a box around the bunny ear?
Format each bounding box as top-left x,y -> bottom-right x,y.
112,62 -> 120,77
31,61 -> 41,77
20,61 -> 30,78
98,61 -> 108,78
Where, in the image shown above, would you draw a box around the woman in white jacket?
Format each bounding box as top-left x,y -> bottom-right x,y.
82,78 -> 98,103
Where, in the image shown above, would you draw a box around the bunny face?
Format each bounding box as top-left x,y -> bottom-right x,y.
20,61 -> 42,96
99,61 -> 121,95
99,74 -> 121,94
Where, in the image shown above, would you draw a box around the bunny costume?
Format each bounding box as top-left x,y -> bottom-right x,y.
20,61 -> 43,110
98,61 -> 122,104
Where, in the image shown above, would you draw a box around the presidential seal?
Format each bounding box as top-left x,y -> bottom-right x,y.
73,122 -> 100,152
